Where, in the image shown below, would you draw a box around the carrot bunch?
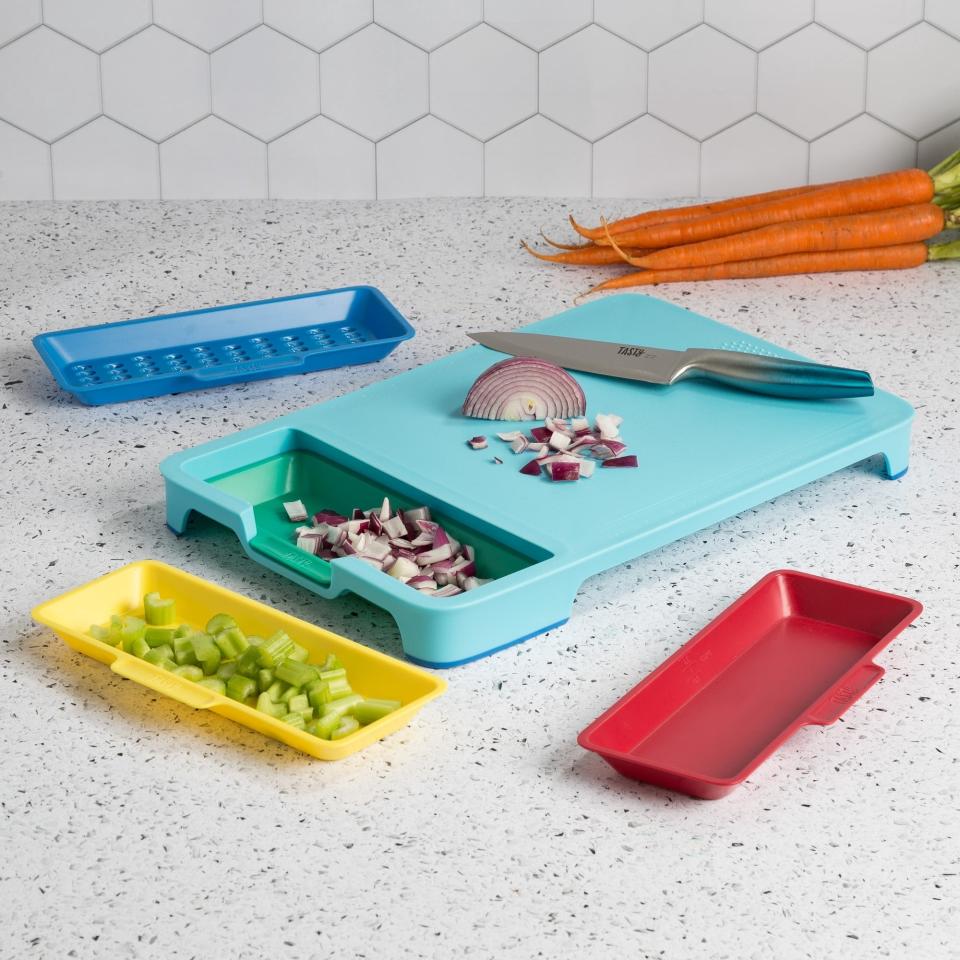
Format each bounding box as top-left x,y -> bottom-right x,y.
523,149 -> 960,296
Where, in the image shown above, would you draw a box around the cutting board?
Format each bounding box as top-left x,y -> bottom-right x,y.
161,294 -> 914,666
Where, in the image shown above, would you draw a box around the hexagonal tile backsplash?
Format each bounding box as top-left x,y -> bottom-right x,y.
0,1 -> 957,199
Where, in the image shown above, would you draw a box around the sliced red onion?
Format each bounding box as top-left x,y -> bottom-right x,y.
283,499 -> 308,522
404,506 -> 431,525
382,515 -> 407,539
468,435 -> 488,450
296,535 -> 320,554
462,357 -> 586,421
550,460 -> 581,482
595,413 -> 622,440
387,556 -> 419,579
417,543 -> 454,565
430,584 -> 463,598
601,455 -> 639,468
408,576 -> 438,591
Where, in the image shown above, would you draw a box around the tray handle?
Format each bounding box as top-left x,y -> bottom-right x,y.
248,535 -> 332,587
190,355 -> 304,380
804,663 -> 884,725
111,656 -> 221,709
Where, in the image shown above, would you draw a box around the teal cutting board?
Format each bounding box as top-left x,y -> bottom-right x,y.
161,294 -> 913,667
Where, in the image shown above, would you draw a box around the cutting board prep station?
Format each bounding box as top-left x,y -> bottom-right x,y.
30,278 -> 921,798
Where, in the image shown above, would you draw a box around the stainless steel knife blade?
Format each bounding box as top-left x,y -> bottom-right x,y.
467,331 -> 692,384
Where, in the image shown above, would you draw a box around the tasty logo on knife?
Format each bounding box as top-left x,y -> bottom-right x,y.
617,346 -> 647,357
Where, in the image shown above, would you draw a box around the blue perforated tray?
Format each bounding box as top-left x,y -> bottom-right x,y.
33,285 -> 414,404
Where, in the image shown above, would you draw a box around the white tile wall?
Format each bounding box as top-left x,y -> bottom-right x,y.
0,0 -> 958,200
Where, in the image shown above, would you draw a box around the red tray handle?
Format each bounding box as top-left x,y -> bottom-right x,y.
805,662 -> 884,726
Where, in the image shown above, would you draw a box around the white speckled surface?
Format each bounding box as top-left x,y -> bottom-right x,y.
1,200 -> 957,960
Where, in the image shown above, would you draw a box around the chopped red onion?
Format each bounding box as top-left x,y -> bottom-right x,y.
430,584 -> 463,598
314,509 -> 347,526
510,435 -> 528,454
530,426 -> 552,442
387,556 -> 419,579
497,431 -> 524,442
492,455 -> 503,464
595,413 -> 622,440
520,458 -> 543,476
579,459 -> 596,478
601,455 -> 639,468
382,515 -> 407,539
549,431 -> 572,451
283,499 -> 308,522
417,543 -> 454,565
549,460 -> 581,481
468,435 -> 488,450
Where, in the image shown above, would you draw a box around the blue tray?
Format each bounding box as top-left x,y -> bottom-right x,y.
33,285 -> 414,404
161,294 -> 914,667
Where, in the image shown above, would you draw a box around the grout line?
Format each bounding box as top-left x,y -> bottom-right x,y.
46,141 -> 54,199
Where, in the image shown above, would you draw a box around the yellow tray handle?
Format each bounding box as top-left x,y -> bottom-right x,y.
111,656 -> 221,710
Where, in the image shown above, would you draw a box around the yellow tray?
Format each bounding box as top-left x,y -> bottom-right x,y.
32,560 -> 446,760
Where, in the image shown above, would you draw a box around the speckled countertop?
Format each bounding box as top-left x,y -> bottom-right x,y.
1,200 -> 957,960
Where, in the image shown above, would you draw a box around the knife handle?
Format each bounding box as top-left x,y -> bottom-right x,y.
676,349 -> 874,400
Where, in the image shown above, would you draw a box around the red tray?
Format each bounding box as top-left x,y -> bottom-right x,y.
578,570 -> 921,800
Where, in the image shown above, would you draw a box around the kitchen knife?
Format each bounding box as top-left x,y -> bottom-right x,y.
468,331 -> 873,400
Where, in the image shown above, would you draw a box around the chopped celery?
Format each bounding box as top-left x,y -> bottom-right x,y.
216,661 -> 238,681
321,693 -> 363,721
213,626 -> 248,659
275,658 -> 319,689
258,630 -> 294,668
131,636 -> 152,659
353,699 -> 402,725
306,680 -> 331,710
173,635 -> 198,666
144,625 -> 176,647
326,676 -> 353,701
257,668 -> 275,693
88,624 -> 119,646
172,664 -> 203,682
318,667 -> 346,683
280,711 -> 306,729
120,616 -> 146,651
143,592 -> 176,626
234,645 -> 262,679
189,633 -> 221,675
287,693 -> 309,714
313,712 -> 339,739
256,692 -> 285,718
143,643 -> 173,663
321,653 -> 343,672
265,680 -> 287,702
279,685 -> 300,705
196,677 -> 226,695
331,716 -> 360,740
288,642 -> 310,663
205,613 -> 237,635
298,708 -> 314,724
174,624 -> 193,639
226,674 -> 256,702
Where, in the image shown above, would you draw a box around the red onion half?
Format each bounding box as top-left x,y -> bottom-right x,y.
462,357 -> 586,421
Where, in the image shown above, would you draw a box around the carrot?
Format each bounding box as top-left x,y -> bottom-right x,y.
571,182 -> 832,241
539,231 -> 593,251
592,169 -> 935,250
606,203 -> 945,271
583,244 -> 949,296
522,241 -> 649,266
